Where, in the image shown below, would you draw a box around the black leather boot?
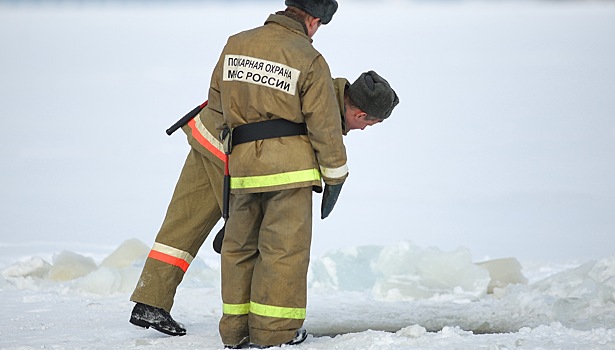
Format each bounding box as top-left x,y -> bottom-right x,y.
129,302 -> 186,336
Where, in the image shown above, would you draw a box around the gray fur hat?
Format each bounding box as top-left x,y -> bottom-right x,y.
347,71 -> 399,120
285,0 -> 338,24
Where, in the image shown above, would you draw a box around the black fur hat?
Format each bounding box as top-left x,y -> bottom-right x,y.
348,71 -> 399,120
285,0 -> 339,24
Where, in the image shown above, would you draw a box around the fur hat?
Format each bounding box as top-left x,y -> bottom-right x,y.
285,0 -> 339,25
348,71 -> 399,120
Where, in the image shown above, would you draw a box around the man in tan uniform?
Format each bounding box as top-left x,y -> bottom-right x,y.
207,1 -> 395,348
210,1 -> 344,347
128,106 -> 225,336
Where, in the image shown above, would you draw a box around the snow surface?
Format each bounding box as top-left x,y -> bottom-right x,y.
1,0 -> 615,349
1,239 -> 614,349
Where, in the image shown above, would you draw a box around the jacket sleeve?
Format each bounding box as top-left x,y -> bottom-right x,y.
301,55 -> 349,185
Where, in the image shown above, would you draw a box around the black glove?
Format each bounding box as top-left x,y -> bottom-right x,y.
212,225 -> 225,254
320,183 -> 344,219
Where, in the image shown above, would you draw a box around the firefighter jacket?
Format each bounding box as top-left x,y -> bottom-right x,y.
207,13 -> 349,194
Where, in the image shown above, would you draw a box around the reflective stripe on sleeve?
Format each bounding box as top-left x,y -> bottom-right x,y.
187,117 -> 226,162
223,303 -> 250,315
249,301 -> 306,320
147,242 -> 194,272
319,163 -> 349,179
230,168 -> 321,190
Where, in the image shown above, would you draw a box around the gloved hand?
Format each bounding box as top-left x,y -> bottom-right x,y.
320,182 -> 344,219
212,225 -> 225,254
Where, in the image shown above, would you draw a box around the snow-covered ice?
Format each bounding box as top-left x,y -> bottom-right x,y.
1,239 -> 614,349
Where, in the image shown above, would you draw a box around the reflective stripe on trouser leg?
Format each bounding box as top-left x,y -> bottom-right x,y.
249,301 -> 306,319
250,187 -> 312,346
130,148 -> 224,311
147,242 -> 194,272
220,191 -> 262,346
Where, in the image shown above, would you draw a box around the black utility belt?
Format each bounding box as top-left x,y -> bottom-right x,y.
231,119 -> 307,146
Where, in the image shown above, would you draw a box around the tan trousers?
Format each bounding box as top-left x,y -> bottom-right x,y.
130,148 -> 224,311
219,187 -> 312,347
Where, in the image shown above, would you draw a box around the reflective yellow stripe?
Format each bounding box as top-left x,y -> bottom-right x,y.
231,168 -> 321,189
222,301 -> 306,319
249,301 -> 306,320
223,303 -> 250,315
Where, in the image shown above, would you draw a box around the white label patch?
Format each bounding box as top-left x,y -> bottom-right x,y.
223,54 -> 300,95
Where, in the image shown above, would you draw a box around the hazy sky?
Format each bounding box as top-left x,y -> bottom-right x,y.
1,1 -> 614,263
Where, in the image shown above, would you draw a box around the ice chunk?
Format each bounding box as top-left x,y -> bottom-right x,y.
74,239 -> 150,294
587,255 -> 615,290
397,324 -> 427,338
309,241 -> 491,300
47,251 -> 97,281
182,257 -> 220,288
529,256 -> 615,329
476,257 -> 528,294
308,245 -> 382,291
100,238 -> 149,269
76,266 -> 122,294
2,256 -> 51,279
74,264 -> 142,295
373,241 -> 423,277
373,242 -> 490,301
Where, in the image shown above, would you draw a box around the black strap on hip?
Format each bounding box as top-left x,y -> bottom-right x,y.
232,119 -> 307,146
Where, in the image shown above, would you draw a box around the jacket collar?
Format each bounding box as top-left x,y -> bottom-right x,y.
264,13 -> 312,43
